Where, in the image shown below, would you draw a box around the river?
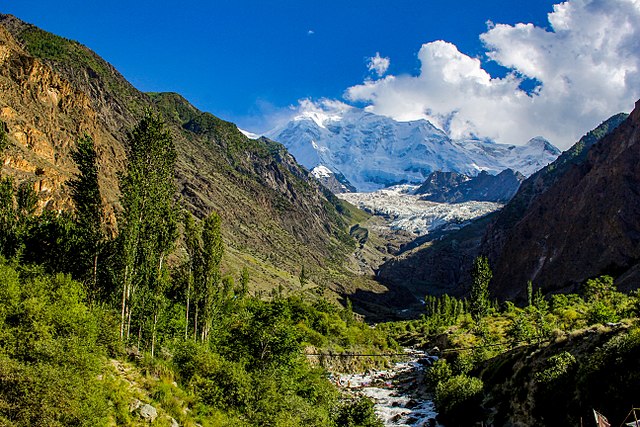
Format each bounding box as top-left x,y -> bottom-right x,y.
335,350 -> 441,427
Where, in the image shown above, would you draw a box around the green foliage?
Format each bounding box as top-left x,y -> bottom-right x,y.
583,275 -> 616,303
118,112 -> 178,350
435,374 -> 484,424
0,120 -> 8,152
586,301 -> 619,325
506,310 -> 536,345
68,134 -> 105,300
527,280 -> 533,307
199,212 -> 224,341
534,351 -> 577,383
425,358 -> 453,388
470,256 -> 492,322
16,181 -> 37,218
299,264 -> 309,287
0,177 -> 19,258
333,397 -> 383,427
424,294 -> 466,328
0,261 -> 109,426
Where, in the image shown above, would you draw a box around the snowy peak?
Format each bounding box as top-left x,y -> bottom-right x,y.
265,106 -> 560,192
526,136 -> 562,155
311,165 -> 356,193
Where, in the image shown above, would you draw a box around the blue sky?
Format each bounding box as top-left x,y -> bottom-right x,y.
3,0 -> 640,147
3,1 -> 556,125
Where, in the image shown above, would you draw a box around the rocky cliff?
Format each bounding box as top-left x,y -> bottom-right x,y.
0,14 -> 364,294
376,111 -> 630,301
415,169 -> 524,203
482,106 -> 638,301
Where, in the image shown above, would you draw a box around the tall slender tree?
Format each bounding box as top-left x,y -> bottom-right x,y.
118,112 -> 178,353
0,177 -> 17,258
183,211 -> 201,339
200,211 -> 223,342
470,256 -> 492,322
68,135 -> 104,302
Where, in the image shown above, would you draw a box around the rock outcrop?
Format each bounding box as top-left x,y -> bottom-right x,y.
415,169 -> 524,203
482,106 -> 639,301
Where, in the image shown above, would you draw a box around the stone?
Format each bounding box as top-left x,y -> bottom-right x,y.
139,404 -> 157,422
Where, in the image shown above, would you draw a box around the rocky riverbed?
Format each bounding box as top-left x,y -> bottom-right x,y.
334,351 -> 440,427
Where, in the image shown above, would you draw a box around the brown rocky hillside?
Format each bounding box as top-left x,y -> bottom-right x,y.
0,14 -> 369,295
483,102 -> 640,301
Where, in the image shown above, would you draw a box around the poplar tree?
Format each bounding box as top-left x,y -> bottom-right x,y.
200,211 -> 223,341
118,112 -> 178,353
183,211 -> 201,339
238,267 -> 250,298
68,135 -> 104,301
470,256 -> 492,322
0,177 -> 17,258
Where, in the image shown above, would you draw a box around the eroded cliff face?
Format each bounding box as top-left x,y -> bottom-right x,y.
0,24 -> 125,227
0,15 -> 362,293
483,103 -> 640,301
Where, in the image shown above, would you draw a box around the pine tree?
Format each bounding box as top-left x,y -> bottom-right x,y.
527,280 -> 533,308
470,256 -> 492,322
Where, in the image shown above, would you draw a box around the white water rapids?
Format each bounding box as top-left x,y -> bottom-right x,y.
333,350 -> 441,427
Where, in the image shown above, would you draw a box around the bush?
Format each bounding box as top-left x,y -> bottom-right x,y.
333,397 -> 383,427
0,262 -> 109,426
425,358 -> 452,388
534,351 -> 577,383
435,374 -> 484,425
586,301 -> 619,325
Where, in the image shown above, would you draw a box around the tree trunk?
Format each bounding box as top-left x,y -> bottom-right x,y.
185,276 -> 191,340
151,312 -> 158,358
194,304 -> 198,341
120,266 -> 128,339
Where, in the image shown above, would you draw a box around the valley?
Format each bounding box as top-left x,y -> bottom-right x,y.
0,6 -> 640,427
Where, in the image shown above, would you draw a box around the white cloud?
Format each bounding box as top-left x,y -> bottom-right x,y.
367,52 -> 390,77
345,0 -> 640,148
307,30 -> 315,35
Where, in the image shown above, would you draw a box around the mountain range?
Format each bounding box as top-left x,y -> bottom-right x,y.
1,12 -> 638,314
378,109 -> 636,302
265,105 -> 561,192
0,14 -> 371,297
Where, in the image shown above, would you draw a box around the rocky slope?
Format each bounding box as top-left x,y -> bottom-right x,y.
415,169 -> 524,203
0,14 -> 365,294
265,105 -> 560,192
482,104 -> 640,301
376,112 -> 630,301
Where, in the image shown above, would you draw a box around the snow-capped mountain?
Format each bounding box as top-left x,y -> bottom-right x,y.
265,105 -> 561,192
311,165 -> 356,193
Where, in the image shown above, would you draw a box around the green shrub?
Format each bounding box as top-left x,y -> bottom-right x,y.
333,397 -> 383,427
586,301 -> 619,325
425,358 -> 453,388
435,374 -> 484,424
534,351 -> 576,383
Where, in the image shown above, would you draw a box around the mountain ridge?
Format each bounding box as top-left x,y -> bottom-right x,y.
265,104 -> 561,192
0,14 -> 370,296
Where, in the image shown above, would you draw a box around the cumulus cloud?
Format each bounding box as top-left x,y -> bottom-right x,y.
345,0 -> 640,148
367,52 -> 390,77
